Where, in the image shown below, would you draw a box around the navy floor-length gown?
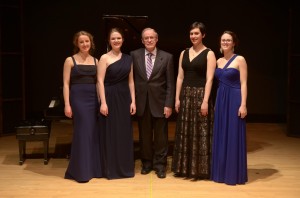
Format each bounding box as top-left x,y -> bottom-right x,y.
65,57 -> 102,182
211,54 -> 248,185
99,54 -> 135,179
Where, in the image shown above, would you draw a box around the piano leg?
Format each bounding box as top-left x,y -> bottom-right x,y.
18,140 -> 25,165
43,140 -> 49,165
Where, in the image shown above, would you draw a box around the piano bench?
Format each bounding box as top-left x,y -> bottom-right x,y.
15,120 -> 51,165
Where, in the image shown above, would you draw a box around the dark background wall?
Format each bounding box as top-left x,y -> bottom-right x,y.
23,0 -> 293,122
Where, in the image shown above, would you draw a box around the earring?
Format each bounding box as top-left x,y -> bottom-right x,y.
220,48 -> 223,54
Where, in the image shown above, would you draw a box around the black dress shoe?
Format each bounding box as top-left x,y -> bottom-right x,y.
156,171 -> 166,179
141,167 -> 152,175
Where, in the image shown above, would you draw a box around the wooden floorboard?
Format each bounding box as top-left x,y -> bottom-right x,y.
0,121 -> 299,198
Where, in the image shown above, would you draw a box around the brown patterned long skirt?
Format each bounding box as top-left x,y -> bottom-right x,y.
171,86 -> 214,179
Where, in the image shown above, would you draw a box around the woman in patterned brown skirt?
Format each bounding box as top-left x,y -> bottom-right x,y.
171,22 -> 216,180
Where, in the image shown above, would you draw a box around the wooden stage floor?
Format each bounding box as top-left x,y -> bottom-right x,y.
0,121 -> 299,198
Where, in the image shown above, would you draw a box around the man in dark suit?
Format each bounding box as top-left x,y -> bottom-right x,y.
130,28 -> 175,179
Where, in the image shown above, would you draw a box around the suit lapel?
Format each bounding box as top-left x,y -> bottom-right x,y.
149,49 -> 162,79
137,49 -> 147,79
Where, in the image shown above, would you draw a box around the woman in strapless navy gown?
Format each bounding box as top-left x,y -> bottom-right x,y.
63,31 -> 102,183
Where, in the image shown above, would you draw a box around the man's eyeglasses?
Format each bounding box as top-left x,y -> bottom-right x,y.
143,36 -> 156,41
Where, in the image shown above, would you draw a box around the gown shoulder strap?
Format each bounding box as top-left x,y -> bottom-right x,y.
223,54 -> 238,70
71,56 -> 77,66
93,57 -> 97,65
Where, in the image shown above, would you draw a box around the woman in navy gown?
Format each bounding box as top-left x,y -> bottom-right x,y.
97,27 -> 136,179
211,30 -> 248,185
63,31 -> 102,182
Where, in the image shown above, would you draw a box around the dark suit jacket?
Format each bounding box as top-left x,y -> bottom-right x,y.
130,48 -> 175,117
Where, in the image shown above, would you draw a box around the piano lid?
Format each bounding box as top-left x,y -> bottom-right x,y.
102,15 -> 149,54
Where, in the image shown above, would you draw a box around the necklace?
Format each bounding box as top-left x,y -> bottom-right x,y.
111,50 -> 121,57
224,53 -> 235,60
78,52 -> 89,61
190,45 -> 205,58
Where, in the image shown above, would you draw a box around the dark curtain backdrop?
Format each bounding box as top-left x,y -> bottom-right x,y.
24,0 -> 292,122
